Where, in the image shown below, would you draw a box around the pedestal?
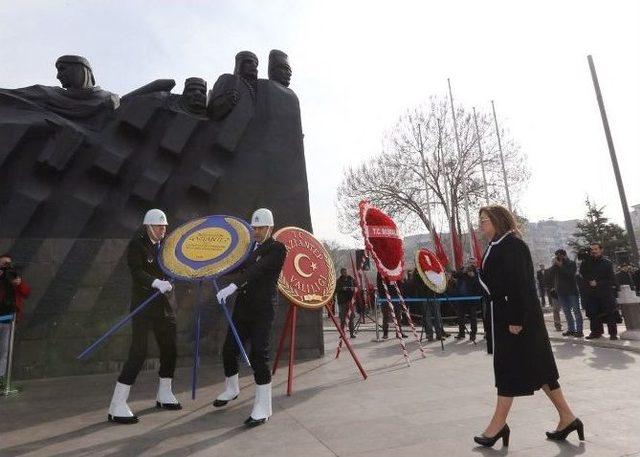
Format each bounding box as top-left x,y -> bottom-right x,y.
617,285 -> 640,341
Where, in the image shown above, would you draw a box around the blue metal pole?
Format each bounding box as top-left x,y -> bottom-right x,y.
77,290 -> 163,360
191,281 -> 203,400
213,279 -> 251,367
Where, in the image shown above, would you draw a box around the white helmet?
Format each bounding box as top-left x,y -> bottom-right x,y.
251,208 -> 274,227
143,209 -> 168,226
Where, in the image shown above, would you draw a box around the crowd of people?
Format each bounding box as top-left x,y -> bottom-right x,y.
535,244 -> 630,340
335,260 -> 487,346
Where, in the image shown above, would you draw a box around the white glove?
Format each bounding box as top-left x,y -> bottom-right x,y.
216,283 -> 238,304
152,279 -> 173,294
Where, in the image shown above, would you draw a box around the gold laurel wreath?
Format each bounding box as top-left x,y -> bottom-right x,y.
161,217 -> 251,280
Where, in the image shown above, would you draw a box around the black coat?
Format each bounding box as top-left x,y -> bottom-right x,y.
229,236 -> 286,320
127,229 -> 172,318
479,232 -> 559,397
536,269 -> 545,289
579,255 -> 616,309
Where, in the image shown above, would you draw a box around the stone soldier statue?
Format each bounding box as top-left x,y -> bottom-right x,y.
1,55 -> 119,130
167,77 -> 208,116
268,49 -> 292,87
208,51 -> 259,153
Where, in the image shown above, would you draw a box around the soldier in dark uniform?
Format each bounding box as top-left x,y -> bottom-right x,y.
213,208 -> 286,426
336,268 -> 356,338
108,209 -> 181,424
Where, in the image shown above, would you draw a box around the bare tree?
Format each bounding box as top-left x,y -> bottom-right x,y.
337,95 -> 529,240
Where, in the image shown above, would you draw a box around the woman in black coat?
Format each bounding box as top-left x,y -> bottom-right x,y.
474,205 -> 583,447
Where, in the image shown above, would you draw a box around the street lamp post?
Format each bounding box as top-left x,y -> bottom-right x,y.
587,55 -> 639,264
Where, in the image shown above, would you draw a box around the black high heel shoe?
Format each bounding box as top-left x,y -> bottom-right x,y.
474,424 -> 510,447
546,418 -> 584,441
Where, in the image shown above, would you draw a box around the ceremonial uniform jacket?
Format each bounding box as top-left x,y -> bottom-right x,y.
230,236 -> 286,320
127,229 -> 172,319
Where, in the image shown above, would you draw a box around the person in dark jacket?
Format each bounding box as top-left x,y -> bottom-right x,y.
213,208 -> 286,426
615,264 -> 634,290
336,268 -> 356,338
377,272 -> 406,339
553,249 -> 583,337
108,209 -> 180,424
0,254 -> 31,383
580,243 -> 618,340
474,205 -> 582,448
453,260 -> 481,341
536,265 -> 547,306
632,266 -> 640,293
545,262 -> 562,331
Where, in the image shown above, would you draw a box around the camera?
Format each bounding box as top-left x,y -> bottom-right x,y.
0,264 -> 18,282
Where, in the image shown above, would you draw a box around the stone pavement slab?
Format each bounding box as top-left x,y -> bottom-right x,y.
1,333 -> 639,456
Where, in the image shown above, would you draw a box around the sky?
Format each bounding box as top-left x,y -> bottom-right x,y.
1,0 -> 638,247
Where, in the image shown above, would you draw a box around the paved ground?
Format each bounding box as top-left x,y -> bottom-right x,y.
1,325 -> 639,457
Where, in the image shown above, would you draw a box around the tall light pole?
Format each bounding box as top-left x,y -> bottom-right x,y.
587,55 -> 639,264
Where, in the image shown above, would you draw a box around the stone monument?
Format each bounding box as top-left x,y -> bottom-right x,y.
0,51 -> 317,379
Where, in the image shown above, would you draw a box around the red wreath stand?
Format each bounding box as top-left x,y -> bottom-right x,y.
272,302 -> 367,395
271,227 -> 367,395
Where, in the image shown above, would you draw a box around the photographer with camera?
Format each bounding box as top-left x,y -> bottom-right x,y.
0,253 -> 31,387
552,250 -> 583,337
579,242 -> 618,340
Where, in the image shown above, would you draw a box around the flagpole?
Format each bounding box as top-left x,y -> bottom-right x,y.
587,55 -> 639,264
447,78 -> 475,261
491,100 -> 513,212
437,117 -> 457,262
417,124 -> 437,246
473,107 -> 490,205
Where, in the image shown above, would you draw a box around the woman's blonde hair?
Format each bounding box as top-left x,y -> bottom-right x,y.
479,204 -> 522,238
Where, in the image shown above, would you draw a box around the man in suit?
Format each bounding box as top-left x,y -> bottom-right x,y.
213,208 -> 286,426
108,209 -> 181,424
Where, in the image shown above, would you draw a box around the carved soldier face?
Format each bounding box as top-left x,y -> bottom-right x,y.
182,83 -> 207,113
56,62 -> 89,89
269,60 -> 292,87
239,57 -> 258,80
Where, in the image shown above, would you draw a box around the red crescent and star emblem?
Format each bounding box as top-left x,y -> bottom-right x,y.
273,227 -> 336,310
